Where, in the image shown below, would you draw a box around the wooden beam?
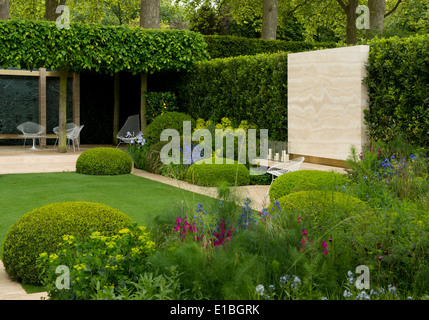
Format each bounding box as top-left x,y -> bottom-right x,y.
58,68 -> 68,153
289,153 -> 347,168
0,69 -> 74,77
0,134 -> 57,139
38,68 -> 47,146
113,72 -> 120,146
72,72 -> 81,145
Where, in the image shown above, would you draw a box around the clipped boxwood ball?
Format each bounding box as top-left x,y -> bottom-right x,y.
76,147 -> 132,175
1,202 -> 133,285
186,157 -> 250,186
269,170 -> 348,202
144,112 -> 195,147
277,190 -> 368,219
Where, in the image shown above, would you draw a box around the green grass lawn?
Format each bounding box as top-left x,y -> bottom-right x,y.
0,172 -> 218,256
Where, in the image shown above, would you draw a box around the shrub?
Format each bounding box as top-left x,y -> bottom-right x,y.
364,34 -> 429,146
177,52 -> 288,141
37,223 -> 155,300
276,191 -> 370,231
143,112 -> 195,147
186,157 -> 250,186
203,35 -> 338,59
0,18 -> 209,75
1,201 -> 132,285
145,140 -> 170,174
269,170 -> 349,202
76,147 -> 132,175
144,91 -> 179,125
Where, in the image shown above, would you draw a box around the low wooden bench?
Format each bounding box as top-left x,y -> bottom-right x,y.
0,134 -> 57,147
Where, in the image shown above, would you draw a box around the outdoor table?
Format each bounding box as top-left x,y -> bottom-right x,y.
17,134 -> 49,151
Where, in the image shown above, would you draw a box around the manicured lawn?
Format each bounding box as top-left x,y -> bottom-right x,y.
0,172 -> 217,254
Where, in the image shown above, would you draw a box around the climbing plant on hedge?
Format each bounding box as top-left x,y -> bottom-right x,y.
0,18 -> 209,151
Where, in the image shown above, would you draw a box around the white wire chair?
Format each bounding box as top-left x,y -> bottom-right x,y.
67,125 -> 84,152
116,114 -> 142,147
53,123 -> 77,148
16,122 -> 45,148
267,156 -> 305,182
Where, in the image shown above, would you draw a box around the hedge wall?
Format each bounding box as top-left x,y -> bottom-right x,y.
0,18 -> 209,75
177,52 -> 288,141
364,35 -> 429,147
203,35 -> 338,59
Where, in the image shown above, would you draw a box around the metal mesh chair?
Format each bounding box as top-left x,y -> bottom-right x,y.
67,125 -> 84,152
116,114 -> 142,147
16,122 -> 45,148
53,123 -> 76,148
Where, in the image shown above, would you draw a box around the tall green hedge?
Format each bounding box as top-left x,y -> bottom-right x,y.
0,18 -> 209,75
364,35 -> 429,146
177,52 -> 288,141
203,35 -> 338,59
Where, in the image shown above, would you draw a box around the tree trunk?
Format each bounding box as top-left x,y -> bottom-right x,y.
345,0 -> 358,45
140,0 -> 160,29
367,0 -> 386,37
140,72 -> 148,132
45,0 -> 66,21
113,72 -> 120,146
0,0 -> 9,20
58,68 -> 68,153
261,0 -> 278,40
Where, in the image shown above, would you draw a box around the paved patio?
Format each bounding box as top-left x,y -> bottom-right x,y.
0,144 -> 346,300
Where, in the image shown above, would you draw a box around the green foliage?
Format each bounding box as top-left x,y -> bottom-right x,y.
76,147 -> 133,175
2,201 -> 132,285
269,170 -> 349,202
144,91 -> 179,125
186,157 -> 250,187
203,35 -> 338,59
177,52 -> 288,141
145,140 -> 170,174
143,111 -> 195,147
127,143 -> 151,171
277,190 -> 368,219
37,223 -> 155,300
0,18 -> 209,75
364,34 -> 429,146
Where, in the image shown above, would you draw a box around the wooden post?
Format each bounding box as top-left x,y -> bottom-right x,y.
113,72 -> 120,145
38,68 -> 47,147
72,72 -> 80,145
140,72 -> 148,132
58,68 -> 68,153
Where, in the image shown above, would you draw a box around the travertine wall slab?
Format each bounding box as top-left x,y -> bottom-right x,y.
288,45 -> 370,161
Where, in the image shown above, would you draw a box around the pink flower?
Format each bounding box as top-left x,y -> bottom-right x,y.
297,216 -> 302,223
301,229 -> 307,236
323,248 -> 329,255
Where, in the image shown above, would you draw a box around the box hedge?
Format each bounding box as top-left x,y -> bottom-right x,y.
186,157 -> 250,187
76,147 -> 133,175
203,35 -> 338,59
269,170 -> 349,203
1,201 -> 132,285
364,34 -> 429,147
177,52 -> 288,141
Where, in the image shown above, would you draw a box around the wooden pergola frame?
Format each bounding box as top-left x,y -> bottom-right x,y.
0,68 -> 80,146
